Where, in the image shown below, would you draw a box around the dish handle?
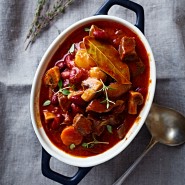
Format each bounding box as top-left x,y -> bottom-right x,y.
95,0 -> 144,34
41,148 -> 92,185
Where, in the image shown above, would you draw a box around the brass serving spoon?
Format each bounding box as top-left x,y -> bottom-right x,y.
113,103 -> 185,185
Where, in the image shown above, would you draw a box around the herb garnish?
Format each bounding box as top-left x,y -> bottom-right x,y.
57,80 -> 70,95
43,100 -> 51,106
107,125 -> 113,134
84,27 -> 90,32
25,0 -> 75,49
69,143 -> 76,150
97,79 -> 115,109
69,43 -> 75,53
82,134 -> 109,148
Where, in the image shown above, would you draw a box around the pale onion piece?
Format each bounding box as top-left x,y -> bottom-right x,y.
81,89 -> 96,102
81,78 -> 103,102
43,110 -> 56,122
89,67 -> 107,81
68,90 -> 84,99
107,83 -> 131,98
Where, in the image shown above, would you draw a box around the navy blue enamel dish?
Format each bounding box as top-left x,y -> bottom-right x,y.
30,0 -> 156,184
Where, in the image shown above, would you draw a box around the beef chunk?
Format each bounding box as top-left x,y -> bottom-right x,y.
58,93 -> 71,113
119,37 -> 137,61
73,114 -> 92,136
81,78 -> 103,102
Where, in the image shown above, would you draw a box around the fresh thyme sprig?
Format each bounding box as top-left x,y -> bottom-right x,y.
58,79 -> 70,95
25,0 -> 46,43
97,79 -> 115,109
25,0 -> 75,50
54,79 -> 70,96
82,134 -> 109,148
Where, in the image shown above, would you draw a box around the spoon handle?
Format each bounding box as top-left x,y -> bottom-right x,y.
113,138 -> 158,185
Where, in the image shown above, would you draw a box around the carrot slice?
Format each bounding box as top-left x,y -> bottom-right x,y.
60,126 -> 83,146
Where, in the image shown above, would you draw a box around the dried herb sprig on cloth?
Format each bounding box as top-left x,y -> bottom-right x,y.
25,0 -> 75,50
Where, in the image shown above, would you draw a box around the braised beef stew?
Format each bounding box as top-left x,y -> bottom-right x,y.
39,21 -> 150,157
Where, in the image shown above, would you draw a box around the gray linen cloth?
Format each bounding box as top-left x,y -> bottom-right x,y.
1,0 -> 185,185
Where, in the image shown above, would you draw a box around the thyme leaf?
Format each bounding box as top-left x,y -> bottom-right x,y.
69,143 -> 76,150
43,100 -> 51,106
58,79 -> 63,89
57,80 -> 70,95
107,125 -> 113,134
61,89 -> 70,95
84,27 -> 90,32
69,43 -> 75,53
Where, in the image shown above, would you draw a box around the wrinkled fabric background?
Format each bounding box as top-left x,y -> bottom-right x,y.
1,0 -> 185,185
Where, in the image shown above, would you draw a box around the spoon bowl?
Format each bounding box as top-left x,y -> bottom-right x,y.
113,103 -> 185,185
146,103 -> 185,146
